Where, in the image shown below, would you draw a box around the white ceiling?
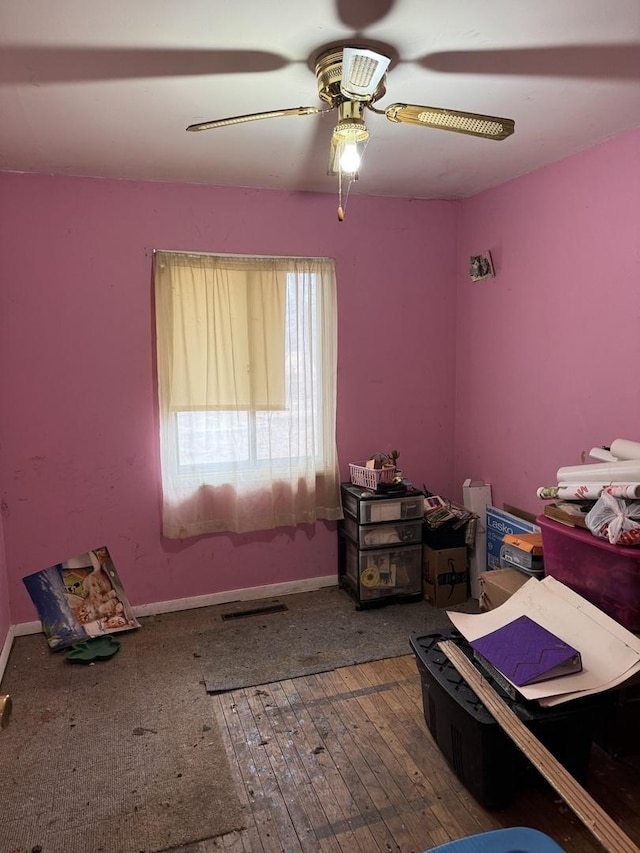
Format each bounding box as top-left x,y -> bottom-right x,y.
1,0 -> 639,200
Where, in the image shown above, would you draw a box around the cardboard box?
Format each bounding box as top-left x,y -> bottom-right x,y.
486,506 -> 540,571
462,479 -> 493,598
478,567 -> 528,611
500,532 -> 544,576
503,504 -> 538,525
423,546 -> 469,607
543,502 -> 590,529
502,532 -> 543,556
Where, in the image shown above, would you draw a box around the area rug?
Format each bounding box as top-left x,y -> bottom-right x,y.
0,622 -> 245,853
197,585 -> 479,693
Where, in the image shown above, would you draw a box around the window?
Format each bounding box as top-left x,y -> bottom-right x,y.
153,251 -> 342,538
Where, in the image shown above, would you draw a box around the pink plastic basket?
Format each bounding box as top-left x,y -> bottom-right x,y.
349,463 -> 396,490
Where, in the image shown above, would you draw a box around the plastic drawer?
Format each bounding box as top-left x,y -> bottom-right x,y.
344,540 -> 422,601
341,487 -> 423,524
360,496 -> 422,523
342,515 -> 422,548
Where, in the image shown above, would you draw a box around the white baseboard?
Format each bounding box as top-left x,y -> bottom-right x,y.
13,621 -> 41,637
131,574 -> 338,618
0,625 -> 16,687
1,574 -> 338,682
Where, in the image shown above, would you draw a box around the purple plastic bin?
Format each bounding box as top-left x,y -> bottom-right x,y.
537,515 -> 640,631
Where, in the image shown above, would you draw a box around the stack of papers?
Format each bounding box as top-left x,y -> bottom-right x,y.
447,576 -> 640,706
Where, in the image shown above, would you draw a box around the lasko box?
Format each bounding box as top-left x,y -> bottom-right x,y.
485,506 -> 540,571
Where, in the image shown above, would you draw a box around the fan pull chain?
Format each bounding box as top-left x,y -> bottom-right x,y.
337,167 -> 355,222
337,135 -> 369,221
340,174 -> 357,221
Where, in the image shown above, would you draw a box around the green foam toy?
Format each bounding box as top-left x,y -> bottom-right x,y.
66,635 -> 121,664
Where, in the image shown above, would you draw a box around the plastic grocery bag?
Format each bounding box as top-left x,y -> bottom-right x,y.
585,492 -> 640,546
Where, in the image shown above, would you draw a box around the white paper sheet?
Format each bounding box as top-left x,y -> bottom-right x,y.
447,576 -> 640,704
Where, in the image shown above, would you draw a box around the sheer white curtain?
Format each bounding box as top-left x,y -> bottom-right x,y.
153,251 -> 342,538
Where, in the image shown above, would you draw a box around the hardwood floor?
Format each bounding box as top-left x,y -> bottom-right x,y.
185,655 -> 640,853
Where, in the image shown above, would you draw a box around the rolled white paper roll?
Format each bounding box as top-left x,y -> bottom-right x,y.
610,438 -> 640,462
603,483 -> 640,499
537,486 -> 560,499
538,484 -> 604,500
556,460 -> 640,483
588,447 -> 619,463
559,482 -> 640,500
538,481 -> 640,500
557,484 -> 603,500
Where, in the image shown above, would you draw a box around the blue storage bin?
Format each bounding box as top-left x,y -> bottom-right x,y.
425,826 -> 566,851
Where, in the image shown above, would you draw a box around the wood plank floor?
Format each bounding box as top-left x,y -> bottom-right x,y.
186,655 -> 640,853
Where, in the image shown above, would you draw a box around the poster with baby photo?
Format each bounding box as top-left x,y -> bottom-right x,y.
23,546 -> 140,650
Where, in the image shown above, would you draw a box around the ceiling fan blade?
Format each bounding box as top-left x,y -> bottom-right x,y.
0,47 -> 288,85
335,0 -> 396,30
340,46 -> 391,100
419,45 -> 640,81
385,103 -> 515,140
187,106 -> 321,132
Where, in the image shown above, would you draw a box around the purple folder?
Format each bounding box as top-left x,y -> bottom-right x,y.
470,615 -> 582,686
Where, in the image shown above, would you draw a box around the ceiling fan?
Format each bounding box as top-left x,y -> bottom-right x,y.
186,45 -> 515,189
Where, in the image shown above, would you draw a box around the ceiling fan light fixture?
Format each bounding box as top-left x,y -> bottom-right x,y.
328,136 -> 364,176
339,141 -> 361,174
186,42 -> 515,220
332,118 -> 369,143
330,115 -> 368,175
341,47 -> 391,100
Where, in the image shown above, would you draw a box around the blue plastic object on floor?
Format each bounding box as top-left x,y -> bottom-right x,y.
424,826 -> 567,852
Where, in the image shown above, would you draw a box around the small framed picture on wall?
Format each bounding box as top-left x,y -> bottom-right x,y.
469,251 -> 495,282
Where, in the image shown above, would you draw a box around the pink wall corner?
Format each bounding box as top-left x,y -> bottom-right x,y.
454,129 -> 640,515
0,174 -> 458,624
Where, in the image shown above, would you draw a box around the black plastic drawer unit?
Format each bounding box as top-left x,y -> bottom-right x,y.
338,482 -> 425,608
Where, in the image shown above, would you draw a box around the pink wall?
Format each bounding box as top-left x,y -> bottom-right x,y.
454,129 -> 640,514
0,516 -> 9,650
0,174 -> 457,625
1,129 -> 636,636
